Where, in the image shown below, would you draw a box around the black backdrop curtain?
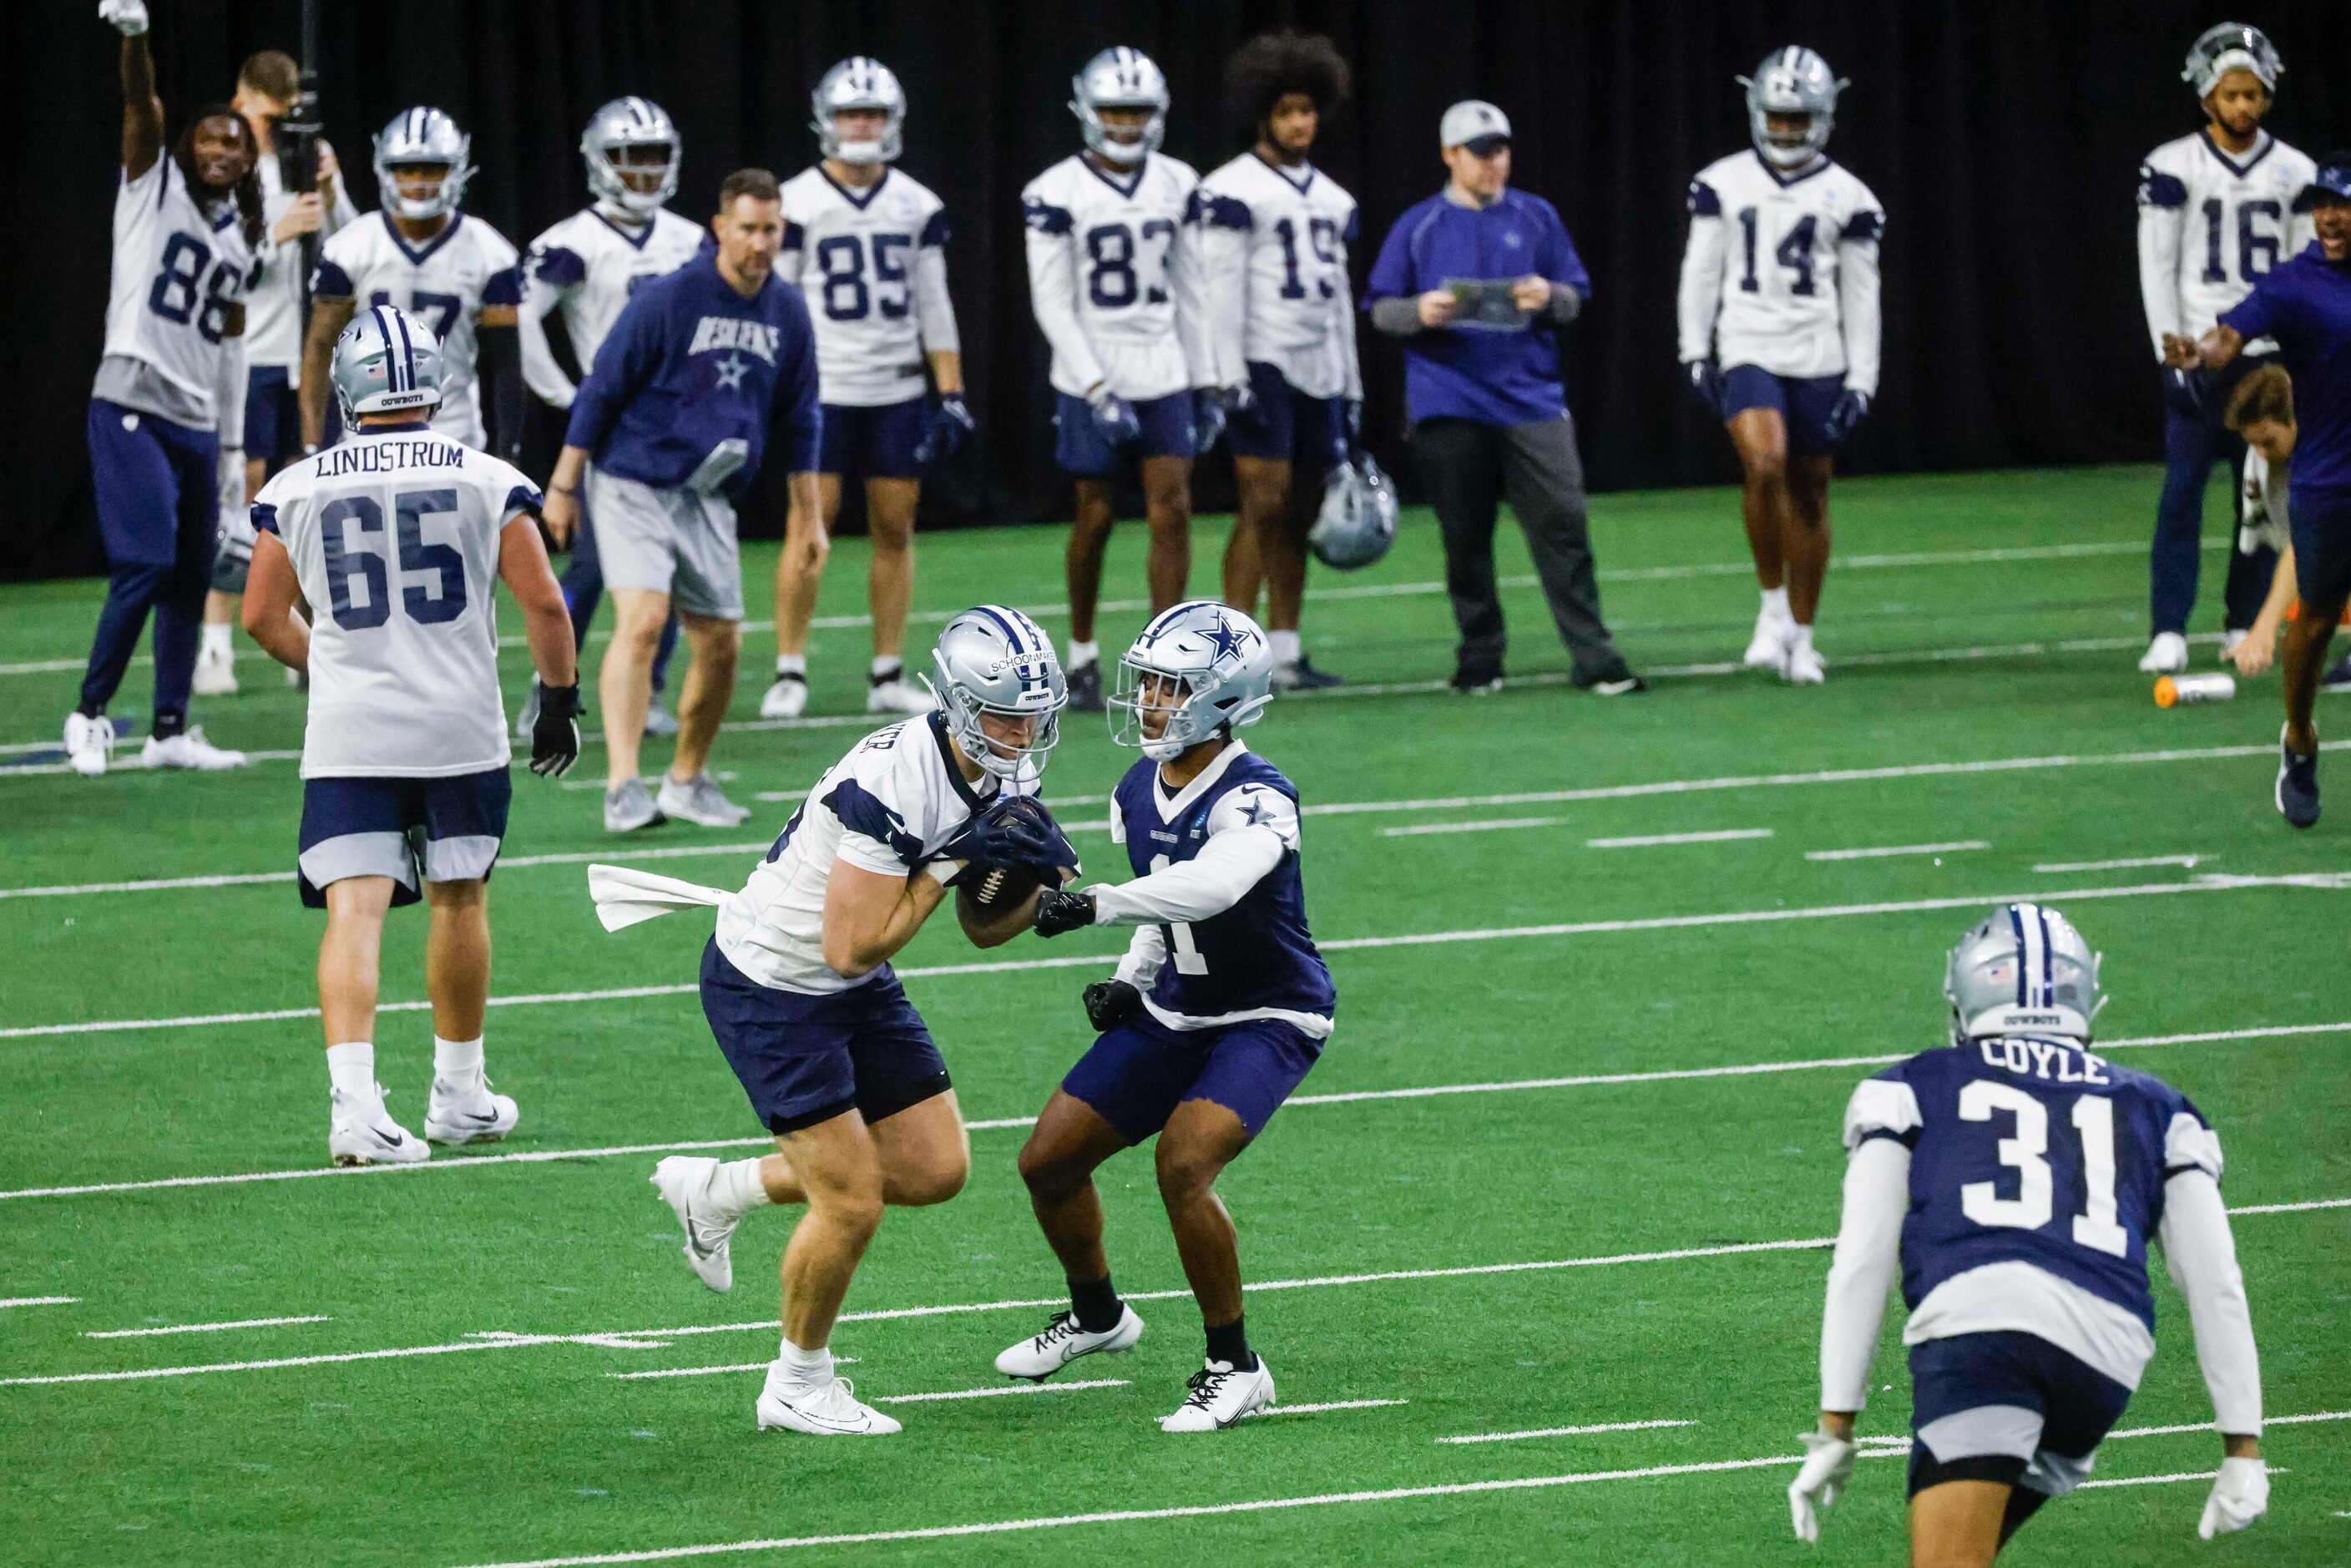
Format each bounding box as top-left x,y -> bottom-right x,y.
11,1 -> 2348,580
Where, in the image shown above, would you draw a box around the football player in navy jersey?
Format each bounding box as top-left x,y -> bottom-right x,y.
1002,600 -> 1333,1431
1789,905 -> 2268,1560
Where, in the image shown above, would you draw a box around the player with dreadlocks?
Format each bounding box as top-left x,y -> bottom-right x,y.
1198,32 -> 1363,691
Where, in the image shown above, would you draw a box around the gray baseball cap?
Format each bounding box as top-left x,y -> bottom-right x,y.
1440,99 -> 1511,151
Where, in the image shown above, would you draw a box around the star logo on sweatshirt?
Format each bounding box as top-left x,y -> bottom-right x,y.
714,352 -> 750,392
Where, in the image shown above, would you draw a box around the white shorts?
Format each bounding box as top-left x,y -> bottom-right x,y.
585,464 -> 744,620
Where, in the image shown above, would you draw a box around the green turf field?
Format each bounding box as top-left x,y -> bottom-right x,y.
1,463 -> 2345,1567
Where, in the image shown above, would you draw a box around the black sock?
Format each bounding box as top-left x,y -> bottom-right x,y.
869,661 -> 902,686
1069,1274 -> 1122,1333
150,709 -> 185,741
1204,1316 -> 1254,1371
75,699 -> 105,721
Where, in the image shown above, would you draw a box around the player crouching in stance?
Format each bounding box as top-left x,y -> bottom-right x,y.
1001,601 -> 1334,1431
1789,904 -> 2267,1563
243,306 -> 583,1166
604,609 -> 1076,1435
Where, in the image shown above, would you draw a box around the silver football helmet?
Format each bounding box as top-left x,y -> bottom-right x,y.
581,97 -> 680,218
1111,601 -> 1274,761
2182,23 -> 2282,99
1310,453 -> 1399,570
812,57 -> 906,165
1737,47 -> 1846,170
372,107 -> 474,221
331,303 -> 445,422
1944,903 -> 2106,1047
1071,46 -> 1169,166
926,606 -> 1067,781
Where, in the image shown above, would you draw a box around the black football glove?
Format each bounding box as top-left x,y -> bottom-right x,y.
1034,888 -> 1097,938
1824,387 -> 1872,444
1083,979 -> 1142,1030
945,795 -> 1079,880
1682,358 -> 1723,415
529,682 -> 582,777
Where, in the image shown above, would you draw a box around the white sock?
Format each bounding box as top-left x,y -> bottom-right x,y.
1761,586 -> 1791,620
869,655 -> 902,681
432,1035 -> 484,1085
200,622 -> 232,660
775,654 -> 806,678
326,1041 -> 376,1102
710,1156 -> 775,1222
1068,640 -> 1099,670
778,1336 -> 832,1385
1789,622 -> 1816,654
1268,629 -> 1302,665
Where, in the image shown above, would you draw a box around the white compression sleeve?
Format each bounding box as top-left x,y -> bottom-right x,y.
2137,200 -> 2184,362
1819,1136 -> 1910,1414
1112,923 -> 1166,989
2160,1170 -> 2263,1435
1089,825 -> 1285,927
1674,215 -> 1725,366
912,245 -> 960,356
1838,232 -> 1883,398
1024,221 -> 1107,394
516,274 -> 577,410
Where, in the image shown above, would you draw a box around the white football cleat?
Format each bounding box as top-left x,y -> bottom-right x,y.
1742,605 -> 1793,671
1783,640 -> 1827,685
650,1155 -> 738,1293
327,1085 -> 428,1167
866,675 -> 935,716
756,1368 -> 902,1436
191,645 -> 240,697
1160,1357 -> 1276,1432
657,771 -> 751,827
643,699 -> 680,737
63,712 -> 114,777
2138,631 -> 2190,673
423,1075 -> 519,1146
995,1305 -> 1145,1380
142,726 -> 249,770
759,674 -> 809,720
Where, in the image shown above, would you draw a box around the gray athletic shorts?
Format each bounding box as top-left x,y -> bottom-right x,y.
584,464 -> 744,620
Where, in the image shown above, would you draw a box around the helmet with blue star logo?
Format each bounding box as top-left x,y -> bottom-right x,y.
1110,599 -> 1275,761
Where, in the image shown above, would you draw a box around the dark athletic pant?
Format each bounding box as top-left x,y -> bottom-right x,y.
80,399 -> 217,725
1411,413 -> 1625,680
2152,357 -> 2277,637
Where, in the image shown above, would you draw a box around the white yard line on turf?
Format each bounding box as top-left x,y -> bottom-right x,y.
1253,1399 -> 1408,1416
876,1378 -> 1126,1405
1438,1419 -> 1696,1444
1805,841 -> 1989,862
1378,817 -> 1565,837
2032,855 -> 2207,873
0,1297 -> 76,1308
606,1360 -> 855,1381
1589,829 -> 1773,849
83,1315 -> 329,1338
4,1018 -> 2346,1204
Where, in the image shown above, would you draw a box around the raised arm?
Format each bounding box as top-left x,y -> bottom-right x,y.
106,4 -> 164,180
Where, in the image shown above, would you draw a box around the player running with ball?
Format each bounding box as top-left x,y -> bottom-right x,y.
1001,600 -> 1334,1430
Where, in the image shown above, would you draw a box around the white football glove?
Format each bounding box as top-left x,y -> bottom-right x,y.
2197,1455 -> 2268,1540
99,0 -> 149,36
1787,1429 -> 1857,1544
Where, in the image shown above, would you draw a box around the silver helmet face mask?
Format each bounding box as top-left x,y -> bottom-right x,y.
582,97 -> 680,219
1737,47 -> 1847,170
373,107 -> 475,221
1071,46 -> 1169,167
1943,903 -> 2106,1047
332,304 -> 447,426
1110,600 -> 1274,761
926,606 -> 1067,781
2182,22 -> 2282,98
813,57 -> 907,165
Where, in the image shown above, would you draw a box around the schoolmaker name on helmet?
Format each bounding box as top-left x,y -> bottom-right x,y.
581,97 -> 681,219
1111,601 -> 1275,761
1942,903 -> 2106,1047
331,304 -> 446,424
927,607 -> 1068,782
1310,451 -> 1399,570
2182,22 -> 2282,99
813,57 -> 907,165
373,106 -> 476,222
1738,47 -> 1846,170
1071,46 -> 1169,167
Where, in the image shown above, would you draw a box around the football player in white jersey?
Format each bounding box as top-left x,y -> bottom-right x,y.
761,58 -> 973,724
300,108 -> 524,460
1024,47 -> 1220,711
2134,23 -> 2315,676
599,609 -> 1078,1435
193,49 -> 360,701
242,306 -> 581,1167
1676,47 -> 1883,685
513,98 -> 703,744
1200,32 -> 1361,693
68,0 -> 263,778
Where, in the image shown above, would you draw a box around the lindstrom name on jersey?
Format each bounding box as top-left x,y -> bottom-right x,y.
781,167 -> 957,407
314,213 -> 523,448
2137,129 -> 2318,357
1022,152 -> 1213,402
524,207 -> 705,377
1677,150 -> 1884,389
1197,153 -> 1362,400
253,426 -> 541,779
99,157 -> 256,427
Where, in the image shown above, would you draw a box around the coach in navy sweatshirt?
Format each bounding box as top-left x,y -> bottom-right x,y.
545,167 -> 822,834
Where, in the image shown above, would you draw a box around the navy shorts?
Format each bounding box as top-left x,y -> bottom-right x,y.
700,938 -> 953,1136
1054,390 -> 1195,477
2290,493 -> 2351,609
1720,366 -> 1846,458
245,365 -> 301,466
1906,1332 -> 2133,1500
1060,1008 -> 1323,1146
818,397 -> 928,481
296,768 -> 513,908
1227,361 -> 1348,469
